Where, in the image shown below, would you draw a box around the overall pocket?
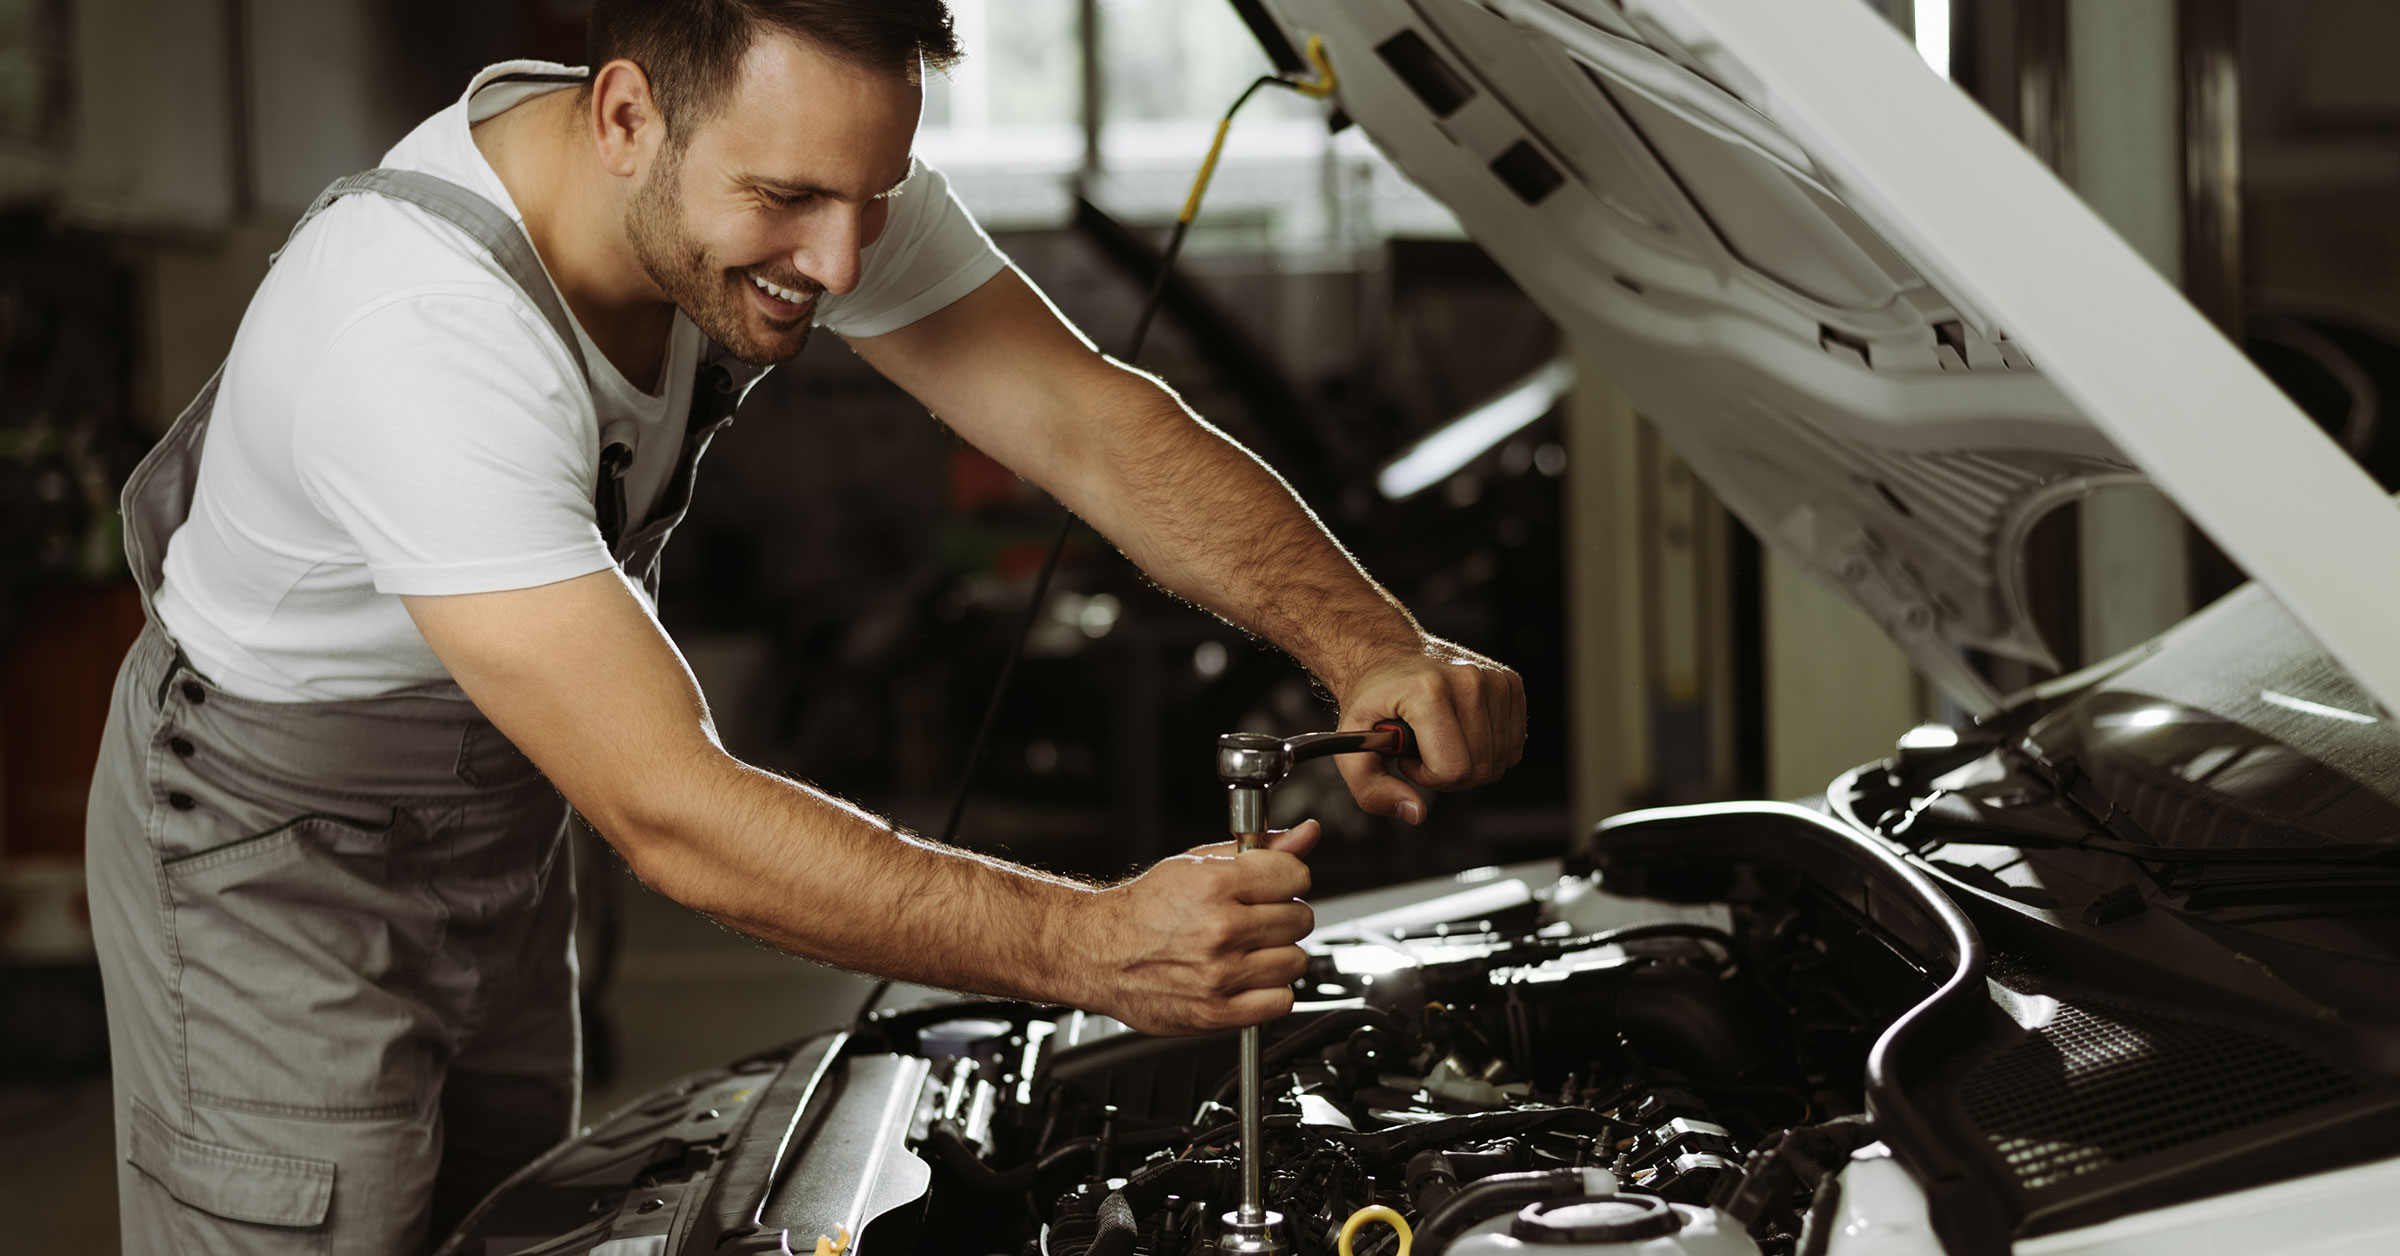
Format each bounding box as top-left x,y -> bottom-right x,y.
166,811 -> 448,1119
127,1099 -> 333,1252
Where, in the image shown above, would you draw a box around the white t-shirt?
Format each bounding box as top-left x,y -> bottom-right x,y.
155,61 -> 1008,703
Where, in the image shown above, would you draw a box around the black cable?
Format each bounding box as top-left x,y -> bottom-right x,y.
927,1120 -> 1187,1194
849,71 -> 1326,1031
1415,1169 -> 1589,1255
1203,1006 -> 1401,1108
1536,921 -> 1738,964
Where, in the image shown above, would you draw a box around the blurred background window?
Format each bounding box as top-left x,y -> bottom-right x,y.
918,0 -> 1458,245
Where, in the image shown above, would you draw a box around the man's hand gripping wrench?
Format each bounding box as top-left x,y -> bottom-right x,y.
1211,721 -> 1418,1254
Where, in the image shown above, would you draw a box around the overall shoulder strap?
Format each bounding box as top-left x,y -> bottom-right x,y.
276,168 -> 591,389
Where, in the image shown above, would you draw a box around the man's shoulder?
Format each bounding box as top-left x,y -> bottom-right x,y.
283,191 -> 526,307
249,196 -> 579,383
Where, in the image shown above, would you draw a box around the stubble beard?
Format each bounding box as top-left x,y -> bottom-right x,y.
627,142 -> 818,368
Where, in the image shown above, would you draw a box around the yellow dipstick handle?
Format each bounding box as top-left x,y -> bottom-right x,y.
811,1224 -> 851,1256
1340,1204 -> 1414,1256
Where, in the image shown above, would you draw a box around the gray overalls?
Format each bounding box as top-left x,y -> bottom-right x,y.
86,168 -> 752,1253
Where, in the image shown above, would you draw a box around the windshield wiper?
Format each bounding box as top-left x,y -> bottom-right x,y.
1886,745 -> 2400,919
1995,744 -> 2400,865
1892,789 -> 2400,867
2160,865 -> 2400,908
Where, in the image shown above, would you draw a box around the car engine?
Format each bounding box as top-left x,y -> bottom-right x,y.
895,870 -> 1909,1256
439,851 -> 1935,1256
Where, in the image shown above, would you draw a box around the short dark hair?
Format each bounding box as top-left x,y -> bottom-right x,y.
586,0 -> 961,142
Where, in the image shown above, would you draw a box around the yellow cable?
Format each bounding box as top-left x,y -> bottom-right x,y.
1295,33 -> 1341,98
1179,118 -> 1237,225
811,1225 -> 851,1256
1177,32 -> 1342,224
1340,1204 -> 1414,1256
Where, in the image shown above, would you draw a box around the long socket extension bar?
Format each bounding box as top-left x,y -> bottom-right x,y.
1213,721 -> 1416,1251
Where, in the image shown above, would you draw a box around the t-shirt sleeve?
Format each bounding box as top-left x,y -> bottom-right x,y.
812,157 -> 1009,339
291,290 -> 618,597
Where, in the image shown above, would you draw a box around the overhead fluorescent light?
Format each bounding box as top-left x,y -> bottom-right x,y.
1376,358 -> 1576,500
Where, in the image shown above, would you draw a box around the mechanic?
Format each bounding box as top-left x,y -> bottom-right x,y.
85,1 -> 1525,1250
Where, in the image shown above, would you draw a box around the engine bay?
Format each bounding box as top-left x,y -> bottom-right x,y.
888,871 -> 1923,1256
442,824 -> 1950,1256
440,798 -> 2400,1256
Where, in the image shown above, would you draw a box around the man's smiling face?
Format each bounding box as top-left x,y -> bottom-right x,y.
626,35 -> 921,366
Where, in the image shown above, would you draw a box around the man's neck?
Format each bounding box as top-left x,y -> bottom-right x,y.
473,89 -> 676,393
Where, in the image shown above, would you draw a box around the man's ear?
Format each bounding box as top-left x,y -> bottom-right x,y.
589,59 -> 663,178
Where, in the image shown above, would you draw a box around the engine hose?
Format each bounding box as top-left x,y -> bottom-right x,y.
1405,1150 -> 1460,1215
1414,1169 -> 1589,1255
1205,1007 -> 1404,1107
1088,1191 -> 1141,1256
926,1122 -> 1186,1194
1115,1155 -> 1243,1216
1544,922 -> 1737,962
1177,1106 -> 1624,1170
1330,1106 -> 1630,1162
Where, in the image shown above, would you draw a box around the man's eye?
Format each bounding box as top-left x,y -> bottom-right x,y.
765,191 -> 812,208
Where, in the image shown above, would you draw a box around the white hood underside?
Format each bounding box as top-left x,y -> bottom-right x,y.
1255,0 -> 2400,718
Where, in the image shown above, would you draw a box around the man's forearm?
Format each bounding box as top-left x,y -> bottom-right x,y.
1066,367 -> 1424,693
410,570 -> 1321,1036
850,270 -> 1525,821
1051,368 -> 1525,821
613,747 -> 1094,1004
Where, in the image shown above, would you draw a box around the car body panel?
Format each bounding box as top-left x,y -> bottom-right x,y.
2007,1149 -> 2400,1256
1250,0 -> 2400,717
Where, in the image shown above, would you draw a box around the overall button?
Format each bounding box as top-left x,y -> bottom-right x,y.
169,737 -> 195,758
167,792 -> 197,812
180,680 -> 206,705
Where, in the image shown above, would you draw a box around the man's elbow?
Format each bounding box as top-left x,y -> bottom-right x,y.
567,746 -> 730,906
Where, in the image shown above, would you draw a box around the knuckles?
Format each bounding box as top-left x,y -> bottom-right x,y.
1240,851 -> 1311,900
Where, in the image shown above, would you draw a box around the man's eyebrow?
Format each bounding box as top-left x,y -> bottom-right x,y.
749,164 -> 915,202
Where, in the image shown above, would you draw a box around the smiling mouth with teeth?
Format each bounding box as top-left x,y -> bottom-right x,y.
748,272 -> 817,309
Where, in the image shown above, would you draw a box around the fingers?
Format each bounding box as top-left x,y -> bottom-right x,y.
1084,837 -> 1325,1034
1228,945 -> 1308,996
1264,818 -> 1323,857
1501,666 -> 1527,767
1192,946 -> 1308,1032
1230,848 -> 1310,903
1479,665 -> 1526,773
1187,818 -> 1323,860
1399,670 -> 1476,790
1337,751 -> 1427,824
1181,841 -> 1313,904
1342,641 -> 1527,798
1230,901 -> 1315,950
1219,984 -> 1297,1028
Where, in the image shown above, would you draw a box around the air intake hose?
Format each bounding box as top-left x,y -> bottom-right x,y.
1416,1168 -> 1591,1254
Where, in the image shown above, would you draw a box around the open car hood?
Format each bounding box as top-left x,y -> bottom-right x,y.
1247,0 -> 2400,716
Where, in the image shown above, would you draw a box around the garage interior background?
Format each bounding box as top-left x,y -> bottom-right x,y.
3,0 -> 2397,1248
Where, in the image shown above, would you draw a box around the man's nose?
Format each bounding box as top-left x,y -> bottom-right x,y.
788,206 -> 871,297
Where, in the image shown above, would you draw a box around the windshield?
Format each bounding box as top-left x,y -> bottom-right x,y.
2024,583 -> 2400,850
